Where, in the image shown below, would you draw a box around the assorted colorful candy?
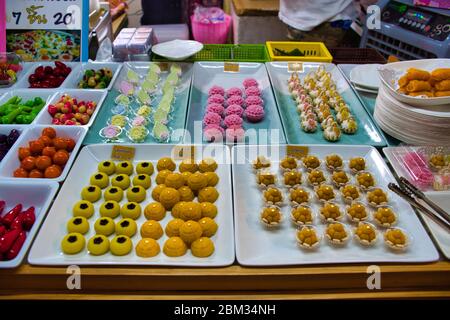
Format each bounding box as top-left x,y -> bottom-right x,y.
78,68 -> 113,89
28,61 -> 72,88
0,55 -> 22,88
47,94 -> 97,125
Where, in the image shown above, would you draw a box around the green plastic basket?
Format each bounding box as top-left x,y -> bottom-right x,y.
152,44 -> 270,63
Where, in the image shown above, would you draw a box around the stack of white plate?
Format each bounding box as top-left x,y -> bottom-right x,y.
349,64 -> 382,94
374,85 -> 450,145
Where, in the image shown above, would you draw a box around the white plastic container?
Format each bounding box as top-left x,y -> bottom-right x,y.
63,62 -> 122,91
0,180 -> 59,268
14,62 -> 81,89
0,125 -> 87,182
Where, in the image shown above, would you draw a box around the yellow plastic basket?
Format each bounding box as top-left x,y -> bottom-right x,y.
266,41 -> 333,62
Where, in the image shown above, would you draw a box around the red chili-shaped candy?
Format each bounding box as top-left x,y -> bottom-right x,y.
0,225 -> 7,237
0,228 -> 20,253
6,231 -> 26,260
1,204 -> 22,227
22,207 -> 36,231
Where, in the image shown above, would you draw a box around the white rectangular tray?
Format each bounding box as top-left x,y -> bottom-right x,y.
28,144 -> 235,266
62,62 -> 122,91
232,144 -> 439,266
0,180 -> 59,268
384,146 -> 450,259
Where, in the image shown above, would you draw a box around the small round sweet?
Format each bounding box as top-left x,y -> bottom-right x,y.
296,226 -> 320,249
203,172 -> 219,187
94,217 -> 115,236
159,187 -> 181,210
87,235 -> 110,256
110,235 -> 132,256
103,186 -> 124,202
157,157 -> 176,172
198,217 -> 218,237
284,171 -> 302,187
120,202 -> 142,220
171,201 -> 186,219
179,202 -> 202,221
181,172 -> 193,184
302,155 -> 321,170
191,237 -> 215,258
356,172 -> 376,190
354,222 -> 377,246
187,172 -> 208,192
340,184 -> 360,203
98,160 -> 116,176
260,207 -> 282,227
152,184 -> 166,201
384,228 -> 409,250
200,202 -> 218,219
374,206 -> 397,227
156,169 -> 172,185
256,171 -> 276,187
165,173 -> 185,189
132,174 -> 151,189
366,188 -> 388,207
178,186 -> 195,202
67,217 -> 90,234
280,157 -> 298,171
315,184 -> 336,202
252,156 -> 271,170
291,206 -> 313,225
198,158 -> 218,173
319,202 -> 343,222
89,172 -> 109,189
332,171 -> 350,186
111,174 -> 131,190
264,187 -> 283,204
72,200 -> 94,218
81,185 -> 102,203
179,220 -> 203,245
198,187 -> 219,203
163,237 -> 187,257
136,238 -> 160,257
179,159 -> 198,173
126,186 -> 147,203
99,200 -> 120,218
290,188 -> 310,205
307,169 -> 326,186
61,233 -> 85,254
165,219 -> 185,237
144,202 -> 166,221
140,220 -> 163,239
136,161 -> 154,176
115,161 -> 134,175
346,202 -> 368,222
116,218 -> 137,237
349,157 -> 366,173
325,222 -> 349,245
325,154 -> 343,171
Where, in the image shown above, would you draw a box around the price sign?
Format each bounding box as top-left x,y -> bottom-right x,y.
286,145 -> 309,159
172,145 -> 196,162
288,62 -> 303,73
2,0 -> 89,61
224,62 -> 240,73
111,146 -> 136,161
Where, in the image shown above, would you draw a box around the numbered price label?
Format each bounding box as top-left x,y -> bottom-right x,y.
224,62 -> 240,73
288,62 -> 303,73
111,146 -> 136,161
172,145 -> 196,162
286,145 -> 309,160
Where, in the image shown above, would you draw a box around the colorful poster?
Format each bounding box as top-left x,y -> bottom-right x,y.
4,0 -> 88,61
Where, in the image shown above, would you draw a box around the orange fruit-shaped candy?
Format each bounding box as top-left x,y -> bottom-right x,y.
53,137 -> 67,150
38,135 -> 53,147
65,138 -> 76,151
29,169 -> 44,178
42,127 -> 56,139
42,146 -> 56,158
14,168 -> 29,178
29,140 -> 44,155
44,165 -> 62,178
35,155 -> 52,170
18,147 -> 31,161
21,156 -> 36,171
53,151 -> 69,166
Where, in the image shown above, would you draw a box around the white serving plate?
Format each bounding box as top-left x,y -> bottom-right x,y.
232,144 -> 439,266
350,64 -> 382,90
63,62 -> 122,91
0,180 -> 59,268
28,144 -> 235,266
152,40 -> 203,61
378,58 -> 450,107
384,146 -> 450,259
0,125 -> 87,182
353,84 -> 378,94
34,89 -> 107,127
14,62 -> 81,89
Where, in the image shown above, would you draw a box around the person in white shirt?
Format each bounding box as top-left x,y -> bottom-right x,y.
279,0 -> 359,47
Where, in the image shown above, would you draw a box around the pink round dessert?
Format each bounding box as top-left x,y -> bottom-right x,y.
208,94 -> 225,105
206,103 -> 225,116
132,116 -> 147,127
243,78 -> 258,89
245,105 -> 265,123
226,95 -> 244,107
226,126 -> 245,143
203,112 -> 223,127
223,114 -> 243,128
208,85 -> 225,96
245,86 -> 261,97
225,104 -> 244,117
203,124 -> 225,143
245,96 -> 263,107
226,87 -> 242,97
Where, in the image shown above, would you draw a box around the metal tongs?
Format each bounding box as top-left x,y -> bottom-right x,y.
388,177 -> 450,231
